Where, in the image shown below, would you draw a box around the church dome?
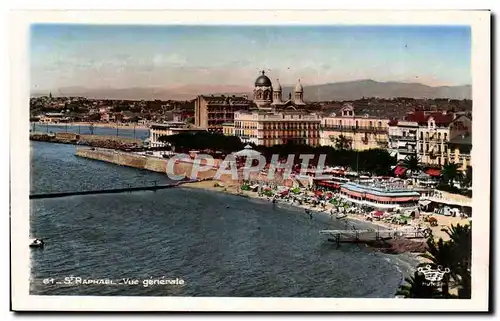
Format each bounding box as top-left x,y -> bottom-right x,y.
273,78 -> 282,91
255,71 -> 272,87
294,79 -> 304,93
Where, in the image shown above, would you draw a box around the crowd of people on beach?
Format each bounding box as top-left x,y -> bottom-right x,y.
235,178 -> 469,240
240,179 -> 373,220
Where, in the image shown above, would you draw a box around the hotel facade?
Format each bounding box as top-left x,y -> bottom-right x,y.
388,120 -> 419,161
194,95 -> 251,133
320,103 -> 389,150
233,110 -> 321,146
447,115 -> 472,171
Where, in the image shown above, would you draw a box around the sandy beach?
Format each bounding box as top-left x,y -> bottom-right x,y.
181,179 -> 470,243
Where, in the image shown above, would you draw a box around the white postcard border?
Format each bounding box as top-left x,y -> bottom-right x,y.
10,10 -> 490,311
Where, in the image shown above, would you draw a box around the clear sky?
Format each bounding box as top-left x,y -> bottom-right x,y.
30,24 -> 471,91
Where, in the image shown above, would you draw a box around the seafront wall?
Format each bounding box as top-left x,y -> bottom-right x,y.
75,147 -> 218,179
31,132 -> 143,149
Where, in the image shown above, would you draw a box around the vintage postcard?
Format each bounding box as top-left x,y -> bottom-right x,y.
10,10 -> 490,312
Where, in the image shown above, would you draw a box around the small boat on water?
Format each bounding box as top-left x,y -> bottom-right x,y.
29,238 -> 44,248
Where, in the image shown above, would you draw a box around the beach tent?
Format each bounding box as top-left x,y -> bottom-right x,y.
371,210 -> 384,219
279,190 -> 289,196
394,166 -> 407,177
419,200 -> 432,207
233,145 -> 261,158
425,168 -> 442,177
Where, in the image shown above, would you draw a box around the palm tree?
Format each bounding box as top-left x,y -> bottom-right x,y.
402,155 -> 421,175
397,223 -> 471,299
441,163 -> 460,187
419,238 -> 456,297
460,166 -> 472,189
443,223 -> 472,298
332,135 -> 352,150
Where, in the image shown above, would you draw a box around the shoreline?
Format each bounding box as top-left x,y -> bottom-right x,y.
180,178 -> 468,264
181,179 -> 469,242
32,122 -> 150,130
180,179 -> 426,247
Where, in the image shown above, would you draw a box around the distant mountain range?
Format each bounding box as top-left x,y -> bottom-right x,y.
32,80 -> 471,101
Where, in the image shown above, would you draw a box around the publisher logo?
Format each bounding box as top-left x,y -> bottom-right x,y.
417,265 -> 450,287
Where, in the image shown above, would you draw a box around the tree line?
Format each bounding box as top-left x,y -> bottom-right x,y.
159,132 -> 397,175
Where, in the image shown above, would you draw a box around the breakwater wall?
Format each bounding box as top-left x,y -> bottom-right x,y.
75,147 -> 218,180
29,182 -> 189,200
31,132 -> 143,149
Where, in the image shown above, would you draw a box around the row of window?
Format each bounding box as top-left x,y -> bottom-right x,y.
208,110 -> 234,113
321,126 -> 387,133
233,122 -> 320,129
419,143 -> 448,153
323,120 -> 384,127
263,133 -> 320,139
340,193 -> 417,205
208,120 -> 230,125
419,131 -> 448,140
234,123 -> 257,129
262,123 -> 320,130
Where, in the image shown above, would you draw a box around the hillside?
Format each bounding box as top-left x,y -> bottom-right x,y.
33,80 -> 471,101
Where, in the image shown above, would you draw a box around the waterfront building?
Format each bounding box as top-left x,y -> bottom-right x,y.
406,111 -> 455,166
419,189 -> 472,216
149,122 -> 206,148
338,182 -> 420,212
234,110 -> 321,146
194,95 -> 251,133
387,119 -> 419,161
222,122 -> 235,136
320,103 -> 389,150
448,114 -> 472,139
447,133 -> 472,171
39,112 -> 66,123
446,114 -> 472,171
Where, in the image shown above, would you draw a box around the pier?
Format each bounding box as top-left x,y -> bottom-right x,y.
319,226 -> 429,246
30,180 -> 196,200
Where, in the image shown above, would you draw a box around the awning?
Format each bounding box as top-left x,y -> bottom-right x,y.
419,200 -> 432,206
394,166 -> 407,176
425,168 -> 442,177
316,181 -> 341,189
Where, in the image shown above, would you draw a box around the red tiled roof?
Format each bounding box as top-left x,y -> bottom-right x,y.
388,119 -> 398,126
405,111 -> 427,123
428,112 -> 455,125
405,111 -> 455,125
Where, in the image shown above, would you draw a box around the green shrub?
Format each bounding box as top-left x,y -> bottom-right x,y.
263,189 -> 274,197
